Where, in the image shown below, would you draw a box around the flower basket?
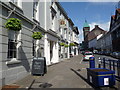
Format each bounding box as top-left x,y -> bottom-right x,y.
32,32 -> 43,40
69,43 -> 76,46
60,43 -> 65,46
5,18 -> 22,31
64,44 -> 69,48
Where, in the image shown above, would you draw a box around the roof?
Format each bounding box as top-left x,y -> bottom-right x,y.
116,8 -> 120,13
87,25 -> 107,41
83,20 -> 90,27
112,15 -> 115,19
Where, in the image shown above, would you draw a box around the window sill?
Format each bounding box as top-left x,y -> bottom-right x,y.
6,58 -> 21,65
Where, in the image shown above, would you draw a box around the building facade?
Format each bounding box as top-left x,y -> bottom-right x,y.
96,32 -> 112,52
83,24 -> 106,51
110,9 -> 120,52
0,0 -> 79,86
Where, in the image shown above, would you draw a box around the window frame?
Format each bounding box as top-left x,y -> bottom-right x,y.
7,30 -> 18,59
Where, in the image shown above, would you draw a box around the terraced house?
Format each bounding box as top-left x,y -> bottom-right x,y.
0,0 -> 79,86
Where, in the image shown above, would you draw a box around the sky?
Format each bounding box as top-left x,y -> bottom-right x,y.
60,1 -> 118,43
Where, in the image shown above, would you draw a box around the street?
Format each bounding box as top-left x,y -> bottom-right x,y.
14,54 -> 119,89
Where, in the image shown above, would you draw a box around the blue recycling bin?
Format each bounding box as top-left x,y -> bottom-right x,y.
87,68 -> 115,87
89,57 -> 95,68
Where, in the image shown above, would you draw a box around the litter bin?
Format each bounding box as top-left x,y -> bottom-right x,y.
87,68 -> 115,87
32,57 -> 47,76
89,57 -> 95,68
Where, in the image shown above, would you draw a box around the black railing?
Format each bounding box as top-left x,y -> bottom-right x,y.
99,58 -> 120,79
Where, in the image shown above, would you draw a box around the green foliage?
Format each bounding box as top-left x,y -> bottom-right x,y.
32,32 -> 43,39
60,42 -> 65,46
64,44 -> 69,48
69,43 -> 76,46
5,18 -> 22,31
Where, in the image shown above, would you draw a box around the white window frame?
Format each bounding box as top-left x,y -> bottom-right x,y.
6,30 -> 21,65
33,1 -> 39,20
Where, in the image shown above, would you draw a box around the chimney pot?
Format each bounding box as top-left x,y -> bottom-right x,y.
95,25 -> 98,27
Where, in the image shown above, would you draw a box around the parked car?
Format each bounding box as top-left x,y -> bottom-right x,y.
81,51 -> 85,55
93,50 -> 98,54
111,52 -> 118,58
105,51 -> 111,56
117,52 -> 120,59
115,52 -> 120,59
98,51 -> 103,55
83,52 -> 94,61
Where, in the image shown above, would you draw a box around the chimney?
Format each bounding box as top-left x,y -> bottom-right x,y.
95,25 -> 99,28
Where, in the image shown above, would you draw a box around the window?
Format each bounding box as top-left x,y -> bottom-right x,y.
8,39 -> 17,58
33,1 -> 38,19
9,0 -> 17,4
51,7 -> 57,20
7,31 -> 17,58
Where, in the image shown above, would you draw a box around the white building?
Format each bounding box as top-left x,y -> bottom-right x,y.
0,0 -> 79,86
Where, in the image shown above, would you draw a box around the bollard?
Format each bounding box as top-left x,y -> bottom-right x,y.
89,57 -> 95,68
109,60 -> 111,70
98,57 -> 101,68
103,58 -> 106,68
117,60 -> 120,78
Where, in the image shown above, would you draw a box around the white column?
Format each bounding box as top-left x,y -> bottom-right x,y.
36,2 -> 40,22
51,42 -> 59,63
68,46 -> 70,58
72,46 -> 74,56
44,34 -> 50,65
17,0 -> 22,9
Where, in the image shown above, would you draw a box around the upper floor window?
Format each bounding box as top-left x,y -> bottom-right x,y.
64,28 -> 67,34
33,1 -> 38,19
51,6 -> 57,20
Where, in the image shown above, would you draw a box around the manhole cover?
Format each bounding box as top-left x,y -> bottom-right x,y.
39,83 -> 52,88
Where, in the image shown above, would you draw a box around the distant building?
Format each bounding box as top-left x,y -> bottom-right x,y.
83,20 -> 90,49
88,25 -> 107,50
97,32 -> 112,51
83,22 -> 107,50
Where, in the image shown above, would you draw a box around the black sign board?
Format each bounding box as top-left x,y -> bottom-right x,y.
32,57 -> 47,75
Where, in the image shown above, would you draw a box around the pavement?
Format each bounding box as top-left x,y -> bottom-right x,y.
2,54 -> 120,89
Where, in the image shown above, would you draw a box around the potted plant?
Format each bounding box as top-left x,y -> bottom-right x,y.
5,18 -> 22,31
32,32 -> 43,40
59,42 -> 65,46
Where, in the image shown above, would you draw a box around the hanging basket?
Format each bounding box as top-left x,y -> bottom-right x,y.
32,32 -> 43,40
5,18 -> 22,31
64,44 -> 69,48
60,42 -> 65,46
69,43 -> 76,46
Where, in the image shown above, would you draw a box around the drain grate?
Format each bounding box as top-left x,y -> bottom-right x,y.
39,83 -> 52,88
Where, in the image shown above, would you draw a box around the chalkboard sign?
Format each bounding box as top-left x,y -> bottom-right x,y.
32,57 -> 47,75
